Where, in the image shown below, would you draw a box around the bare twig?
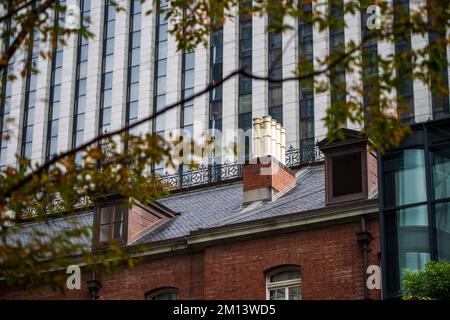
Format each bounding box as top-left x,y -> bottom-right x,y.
0,0 -> 42,24
0,33 -> 367,200
0,0 -> 54,71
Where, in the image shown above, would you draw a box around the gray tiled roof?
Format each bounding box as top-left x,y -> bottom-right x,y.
212,166 -> 325,226
9,165 -> 326,248
135,165 -> 325,243
3,211 -> 94,249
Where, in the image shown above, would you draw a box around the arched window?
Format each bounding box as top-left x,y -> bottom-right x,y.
146,287 -> 178,300
266,267 -> 301,300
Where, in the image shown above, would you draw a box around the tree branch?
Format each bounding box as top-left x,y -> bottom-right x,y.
0,0 -> 54,71
0,0 -> 42,24
1,34 -> 367,201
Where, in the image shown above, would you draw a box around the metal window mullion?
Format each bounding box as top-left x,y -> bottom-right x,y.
109,205 -> 116,241
424,124 -> 438,260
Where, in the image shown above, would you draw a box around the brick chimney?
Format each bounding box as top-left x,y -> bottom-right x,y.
243,116 -> 295,204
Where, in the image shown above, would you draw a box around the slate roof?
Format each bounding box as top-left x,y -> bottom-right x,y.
8,165 -> 326,248
135,165 -> 325,243
3,211 -> 93,249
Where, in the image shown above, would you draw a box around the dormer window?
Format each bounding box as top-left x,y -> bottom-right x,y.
94,203 -> 128,248
331,152 -> 363,198
93,196 -> 177,249
318,129 -> 377,206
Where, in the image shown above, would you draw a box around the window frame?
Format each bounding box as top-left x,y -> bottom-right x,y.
265,267 -> 301,300
146,287 -> 179,300
93,201 -> 128,249
325,147 -> 368,205
380,119 -> 450,298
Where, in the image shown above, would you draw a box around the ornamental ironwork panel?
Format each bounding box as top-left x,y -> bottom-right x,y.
159,161 -> 244,190
21,195 -> 92,218
160,145 -> 323,190
19,146 -> 323,216
285,141 -> 323,167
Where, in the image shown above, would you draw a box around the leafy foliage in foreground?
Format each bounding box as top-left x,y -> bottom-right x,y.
402,261 -> 450,300
0,0 -> 449,290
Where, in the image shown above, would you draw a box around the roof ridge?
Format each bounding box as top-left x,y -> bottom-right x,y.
221,183 -> 325,225
159,181 -> 242,201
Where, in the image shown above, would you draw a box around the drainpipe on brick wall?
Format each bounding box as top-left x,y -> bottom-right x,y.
356,215 -> 373,300
86,272 -> 102,300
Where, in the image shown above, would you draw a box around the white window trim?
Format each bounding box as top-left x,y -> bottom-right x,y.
146,288 -> 178,300
265,267 -> 301,300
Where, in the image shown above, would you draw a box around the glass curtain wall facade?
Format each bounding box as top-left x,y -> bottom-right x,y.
238,0 -> 252,158
99,1 -> 116,140
181,4 -> 195,140
393,0 -> 414,124
209,20 -> 223,135
181,52 -> 195,137
329,0 -> 346,126
209,15 -> 223,162
46,0 -> 65,160
268,17 -> 282,124
153,0 -> 168,174
380,118 -> 450,298
180,50 -> 195,170
72,0 -> 90,165
361,1 -> 379,125
298,0 -> 314,158
180,6 -> 195,171
21,27 -> 40,159
126,0 -> 142,136
427,0 -> 449,119
0,13 -> 15,169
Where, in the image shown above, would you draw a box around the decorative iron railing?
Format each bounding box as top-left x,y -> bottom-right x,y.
159,145 -> 323,190
20,146 -> 323,215
285,143 -> 323,167
21,195 -> 92,218
160,160 -> 244,190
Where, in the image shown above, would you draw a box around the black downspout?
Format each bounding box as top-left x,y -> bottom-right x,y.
377,150 -> 387,299
86,272 -> 102,300
357,215 -> 373,300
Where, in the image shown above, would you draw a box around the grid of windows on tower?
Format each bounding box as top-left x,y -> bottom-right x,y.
238,0 -> 253,159
427,0 -> 450,119
268,16 -> 282,124
126,0 -> 142,137
180,6 -> 195,141
180,5 -> 195,171
298,0 -> 314,153
208,16 -> 224,162
181,52 -> 195,138
21,28 -> 40,160
153,0 -> 169,175
209,21 -> 223,133
180,49 -> 195,171
99,1 -> 116,140
0,14 -> 16,168
73,0 -> 91,165
361,1 -> 379,126
2,0 -> 450,174
46,0 -> 66,161
393,0 -> 414,124
329,0 -> 346,126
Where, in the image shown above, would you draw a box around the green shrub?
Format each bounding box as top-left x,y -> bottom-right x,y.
402,260 -> 450,300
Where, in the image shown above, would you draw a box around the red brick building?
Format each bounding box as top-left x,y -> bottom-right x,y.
0,130 -> 381,300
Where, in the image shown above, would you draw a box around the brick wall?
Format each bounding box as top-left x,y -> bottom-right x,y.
0,217 -> 380,300
243,159 -> 295,193
203,217 -> 380,300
